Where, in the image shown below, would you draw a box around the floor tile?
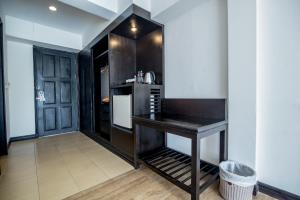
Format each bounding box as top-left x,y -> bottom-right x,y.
0,166 -> 37,187
71,163 -> 110,190
38,178 -> 79,200
0,132 -> 134,200
0,176 -> 39,200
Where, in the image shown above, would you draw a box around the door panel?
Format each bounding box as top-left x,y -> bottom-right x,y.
42,54 -> 56,77
44,108 -> 56,131
34,47 -> 78,136
61,106 -> 72,128
60,81 -> 71,103
60,57 -> 71,78
44,81 -> 56,104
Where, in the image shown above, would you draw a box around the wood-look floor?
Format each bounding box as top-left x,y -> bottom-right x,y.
64,167 -> 275,200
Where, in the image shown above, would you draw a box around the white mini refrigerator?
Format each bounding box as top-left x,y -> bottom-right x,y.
113,95 -> 132,129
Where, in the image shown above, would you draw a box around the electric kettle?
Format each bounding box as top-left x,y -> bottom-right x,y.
144,71 -> 156,84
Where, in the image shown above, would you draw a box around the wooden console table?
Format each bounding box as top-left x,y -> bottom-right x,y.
133,99 -> 228,200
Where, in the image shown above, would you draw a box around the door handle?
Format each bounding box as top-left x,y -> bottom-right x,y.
36,90 -> 46,102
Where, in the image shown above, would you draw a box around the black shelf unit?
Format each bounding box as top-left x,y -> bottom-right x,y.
133,99 -> 227,200
110,83 -> 164,159
92,36 -> 111,142
140,148 -> 219,194
78,4 -> 164,164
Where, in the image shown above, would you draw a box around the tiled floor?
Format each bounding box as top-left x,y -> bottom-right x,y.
0,132 -> 134,200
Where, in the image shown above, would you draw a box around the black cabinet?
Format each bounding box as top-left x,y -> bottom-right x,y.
111,127 -> 133,157
78,5 -> 164,164
93,35 -> 111,142
78,49 -> 94,134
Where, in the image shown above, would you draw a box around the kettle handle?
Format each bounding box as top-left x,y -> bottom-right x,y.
150,71 -> 156,83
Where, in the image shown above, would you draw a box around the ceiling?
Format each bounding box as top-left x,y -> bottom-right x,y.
0,0 -> 107,35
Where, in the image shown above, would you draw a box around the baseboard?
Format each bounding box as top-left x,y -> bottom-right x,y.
9,131 -> 79,143
258,182 -> 300,200
9,134 -> 37,143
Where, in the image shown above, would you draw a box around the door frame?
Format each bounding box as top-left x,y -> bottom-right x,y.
33,46 -> 79,137
0,18 -> 8,156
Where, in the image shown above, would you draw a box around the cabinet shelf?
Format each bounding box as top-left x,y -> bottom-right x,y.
94,50 -> 109,61
112,124 -> 132,134
111,83 -> 134,89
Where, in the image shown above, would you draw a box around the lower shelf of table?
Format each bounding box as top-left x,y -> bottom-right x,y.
139,148 -> 219,194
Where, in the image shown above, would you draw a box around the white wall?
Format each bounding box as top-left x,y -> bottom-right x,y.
82,0 -> 132,47
6,40 -> 35,137
5,16 -> 82,50
164,0 -> 228,164
88,0 -> 118,12
257,0 -> 300,195
151,0 -> 178,18
151,0 -> 203,23
227,0 -> 257,169
58,0 -> 117,20
133,0 -> 150,11
3,15 -> 80,139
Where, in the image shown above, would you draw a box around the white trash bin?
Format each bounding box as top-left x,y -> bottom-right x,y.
219,161 -> 256,200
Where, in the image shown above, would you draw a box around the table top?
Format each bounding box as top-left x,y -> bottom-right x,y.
133,113 -> 227,135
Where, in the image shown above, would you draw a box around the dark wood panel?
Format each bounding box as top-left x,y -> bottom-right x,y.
136,29 -> 163,84
111,127 -> 134,157
162,99 -> 226,120
0,18 -> 8,156
78,49 -> 94,134
138,126 -> 165,155
109,33 -> 136,85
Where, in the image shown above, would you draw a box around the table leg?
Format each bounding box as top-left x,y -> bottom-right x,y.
191,134 -> 200,200
133,123 -> 140,169
219,126 -> 228,162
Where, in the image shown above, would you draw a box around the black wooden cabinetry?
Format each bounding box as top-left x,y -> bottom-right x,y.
78,49 -> 94,134
78,5 -> 164,164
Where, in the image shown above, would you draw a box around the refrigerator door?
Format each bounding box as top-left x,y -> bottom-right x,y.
113,95 -> 132,129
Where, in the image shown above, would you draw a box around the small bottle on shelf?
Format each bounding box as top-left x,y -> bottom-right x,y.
137,70 -> 144,83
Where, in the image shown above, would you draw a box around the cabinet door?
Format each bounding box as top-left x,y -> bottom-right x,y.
78,49 -> 94,134
111,127 -> 133,158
